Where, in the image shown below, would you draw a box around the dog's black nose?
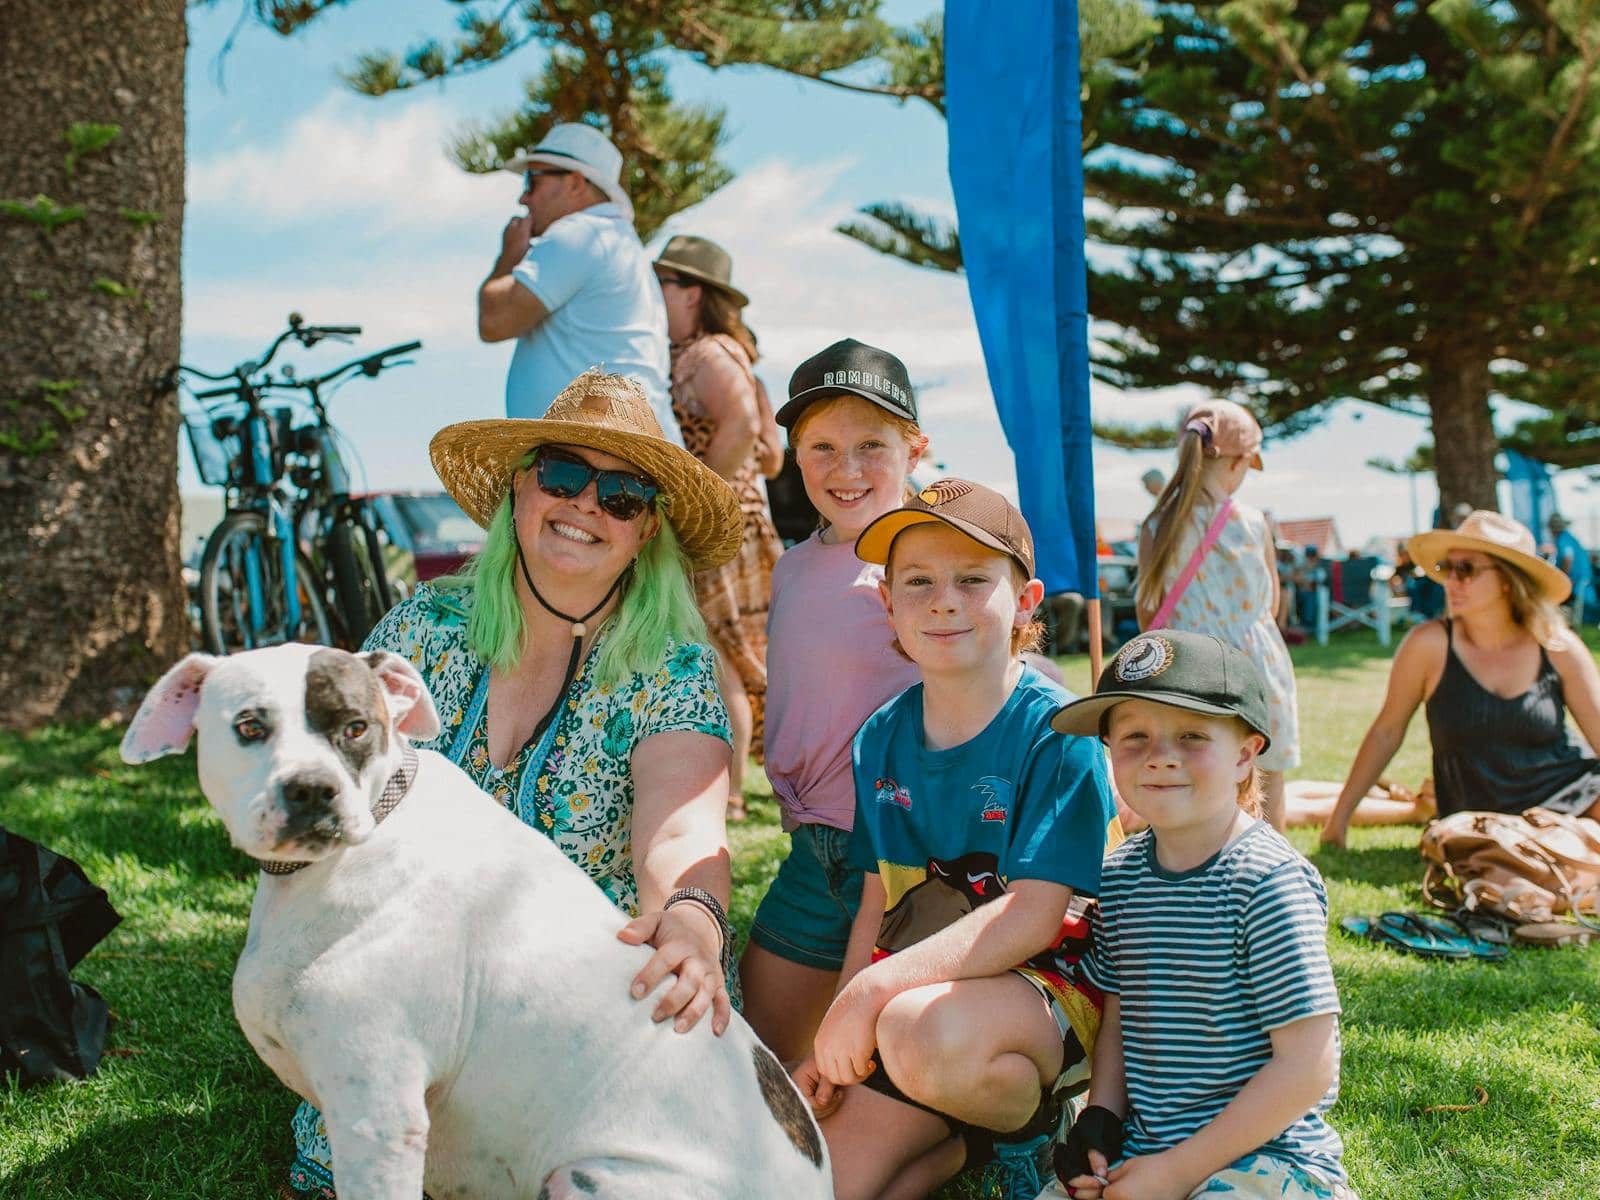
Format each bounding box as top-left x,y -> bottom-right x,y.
281,773 -> 339,820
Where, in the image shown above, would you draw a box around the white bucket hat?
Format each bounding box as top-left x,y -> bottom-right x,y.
504,123 -> 633,221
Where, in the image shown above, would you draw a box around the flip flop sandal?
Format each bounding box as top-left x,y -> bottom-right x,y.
1512,921 -> 1597,948
1399,911 -> 1510,962
1448,907 -> 1517,946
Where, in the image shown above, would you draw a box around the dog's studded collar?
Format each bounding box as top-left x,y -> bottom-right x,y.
258,745 -> 419,877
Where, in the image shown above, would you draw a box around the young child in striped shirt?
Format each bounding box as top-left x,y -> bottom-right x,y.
1050,630 -> 1355,1200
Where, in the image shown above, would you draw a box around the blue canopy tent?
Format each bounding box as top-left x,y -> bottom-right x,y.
946,0 -> 1101,679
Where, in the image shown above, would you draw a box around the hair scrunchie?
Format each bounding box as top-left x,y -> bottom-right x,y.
1183,418 -> 1215,451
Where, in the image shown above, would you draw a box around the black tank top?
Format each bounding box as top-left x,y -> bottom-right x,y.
1426,620 -> 1599,816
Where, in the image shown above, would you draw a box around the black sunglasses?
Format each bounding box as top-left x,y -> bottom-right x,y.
1436,557 -> 1494,582
534,448 -> 659,521
523,167 -> 571,191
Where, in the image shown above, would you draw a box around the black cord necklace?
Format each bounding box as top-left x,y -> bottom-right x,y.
509,477 -> 633,756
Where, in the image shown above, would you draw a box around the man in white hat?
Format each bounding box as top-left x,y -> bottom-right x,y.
477,123 -> 678,443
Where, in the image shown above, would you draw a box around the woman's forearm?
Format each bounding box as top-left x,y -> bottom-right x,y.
635,830 -> 731,913
1326,724 -> 1405,837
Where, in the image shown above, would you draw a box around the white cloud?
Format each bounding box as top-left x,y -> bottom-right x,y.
188,94 -> 506,234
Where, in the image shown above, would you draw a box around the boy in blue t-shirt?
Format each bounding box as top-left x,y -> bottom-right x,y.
792,480 -> 1119,1200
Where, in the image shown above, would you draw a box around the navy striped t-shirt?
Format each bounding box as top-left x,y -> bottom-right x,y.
1078,820 -> 1346,1183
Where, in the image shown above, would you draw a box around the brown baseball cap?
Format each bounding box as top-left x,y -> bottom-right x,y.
855,478 -> 1035,578
1184,399 -> 1263,469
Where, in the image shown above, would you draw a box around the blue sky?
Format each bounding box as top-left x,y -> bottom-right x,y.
178,1 -> 1598,553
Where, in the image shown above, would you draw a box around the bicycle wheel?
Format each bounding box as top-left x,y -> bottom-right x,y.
200,511 -> 333,654
326,510 -> 392,649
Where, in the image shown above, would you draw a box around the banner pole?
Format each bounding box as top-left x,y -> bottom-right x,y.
1086,597 -> 1103,692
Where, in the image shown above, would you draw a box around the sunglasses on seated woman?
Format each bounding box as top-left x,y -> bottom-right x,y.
534,448 -> 660,521
1436,557 -> 1494,582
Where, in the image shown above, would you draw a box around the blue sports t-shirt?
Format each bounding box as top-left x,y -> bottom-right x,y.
847,667 -> 1117,977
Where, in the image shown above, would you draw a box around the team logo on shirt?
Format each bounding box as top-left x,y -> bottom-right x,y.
1115,634 -> 1175,682
974,776 -> 1013,823
874,777 -> 912,810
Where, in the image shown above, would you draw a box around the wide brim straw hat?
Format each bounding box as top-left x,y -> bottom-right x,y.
652,235 -> 750,307
430,369 -> 742,571
1408,510 -> 1571,603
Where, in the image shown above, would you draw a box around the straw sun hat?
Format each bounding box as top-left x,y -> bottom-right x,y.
1408,510 -> 1571,603
429,370 -> 742,571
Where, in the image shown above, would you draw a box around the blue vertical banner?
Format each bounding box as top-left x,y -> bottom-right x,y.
945,0 -> 1097,597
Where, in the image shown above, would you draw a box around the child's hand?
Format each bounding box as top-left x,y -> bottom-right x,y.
1063,1148 -> 1111,1198
790,1055 -> 846,1121
813,973 -> 886,1087
1102,1151 -> 1191,1200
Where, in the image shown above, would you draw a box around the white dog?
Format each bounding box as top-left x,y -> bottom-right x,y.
121,643 -> 832,1200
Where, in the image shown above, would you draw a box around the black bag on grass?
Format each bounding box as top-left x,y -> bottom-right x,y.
0,825 -> 121,1085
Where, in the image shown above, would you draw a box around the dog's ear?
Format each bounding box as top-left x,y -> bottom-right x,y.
120,653 -> 218,763
363,651 -> 441,741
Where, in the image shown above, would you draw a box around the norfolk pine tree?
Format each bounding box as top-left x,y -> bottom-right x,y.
1085,0 -> 1600,515
1,1 -> 902,726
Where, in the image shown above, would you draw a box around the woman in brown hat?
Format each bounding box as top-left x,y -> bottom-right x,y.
1321,510 -> 1600,848
286,370 -> 745,1197
654,235 -> 784,821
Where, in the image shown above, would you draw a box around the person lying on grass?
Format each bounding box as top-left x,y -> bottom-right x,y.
791,480 -> 1119,1200
1050,630 -> 1355,1200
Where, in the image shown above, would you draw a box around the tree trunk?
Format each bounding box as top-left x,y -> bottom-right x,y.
0,0 -> 188,730
1427,346 -> 1500,523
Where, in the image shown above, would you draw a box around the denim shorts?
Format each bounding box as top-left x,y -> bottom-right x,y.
748,823 -> 864,971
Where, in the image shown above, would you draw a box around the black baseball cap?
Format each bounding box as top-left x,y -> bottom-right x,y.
1049,630 -> 1272,749
777,338 -> 918,429
855,478 -> 1035,579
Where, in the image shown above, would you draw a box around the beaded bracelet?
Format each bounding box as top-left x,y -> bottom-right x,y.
663,886 -> 735,979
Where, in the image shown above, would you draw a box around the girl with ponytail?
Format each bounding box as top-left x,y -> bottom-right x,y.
1136,400 -> 1300,829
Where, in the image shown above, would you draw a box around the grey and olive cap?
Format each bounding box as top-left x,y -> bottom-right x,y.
777,337 -> 917,429
1049,630 -> 1272,750
855,478 -> 1035,579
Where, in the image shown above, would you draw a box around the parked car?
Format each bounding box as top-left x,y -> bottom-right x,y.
365,491 -> 485,586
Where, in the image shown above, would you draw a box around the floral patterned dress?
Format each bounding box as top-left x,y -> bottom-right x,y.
1147,495 -> 1302,771
670,332 -> 784,757
287,582 -> 731,1197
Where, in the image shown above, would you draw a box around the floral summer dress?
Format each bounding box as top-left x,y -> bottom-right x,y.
670,332 -> 783,757
287,583 -> 731,1197
1147,496 -> 1301,771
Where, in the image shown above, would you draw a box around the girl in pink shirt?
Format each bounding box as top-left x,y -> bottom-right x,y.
740,339 -> 928,1062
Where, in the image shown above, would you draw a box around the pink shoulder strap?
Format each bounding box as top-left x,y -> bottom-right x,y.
1148,498 -> 1234,631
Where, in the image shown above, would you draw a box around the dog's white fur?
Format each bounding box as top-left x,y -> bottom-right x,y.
122,643 -> 832,1200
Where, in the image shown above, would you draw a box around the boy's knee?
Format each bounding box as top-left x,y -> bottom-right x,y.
876,990 -> 965,1104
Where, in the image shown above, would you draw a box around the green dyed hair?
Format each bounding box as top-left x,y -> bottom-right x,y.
437,454 -> 708,686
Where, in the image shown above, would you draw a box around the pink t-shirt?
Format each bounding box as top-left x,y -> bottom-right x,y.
763,531 -> 922,831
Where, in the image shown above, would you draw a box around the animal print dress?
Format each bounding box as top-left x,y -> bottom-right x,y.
669,333 -> 783,758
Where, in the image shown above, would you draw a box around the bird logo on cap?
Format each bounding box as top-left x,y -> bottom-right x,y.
919,480 -> 973,507
1115,635 -> 1175,682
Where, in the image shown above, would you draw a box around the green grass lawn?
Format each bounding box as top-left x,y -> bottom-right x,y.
3,632 -> 1598,1198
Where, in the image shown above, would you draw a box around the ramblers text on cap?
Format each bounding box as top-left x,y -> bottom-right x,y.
777,338 -> 917,429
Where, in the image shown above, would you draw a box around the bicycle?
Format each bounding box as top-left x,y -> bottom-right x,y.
176,314 -> 421,655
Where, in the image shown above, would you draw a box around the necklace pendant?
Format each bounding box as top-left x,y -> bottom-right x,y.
571,621 -> 587,638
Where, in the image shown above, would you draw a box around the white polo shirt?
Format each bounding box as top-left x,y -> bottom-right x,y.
506,203 -> 677,443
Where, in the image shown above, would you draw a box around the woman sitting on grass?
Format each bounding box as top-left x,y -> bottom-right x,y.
1321,510 -> 1600,849
285,370 -> 745,1197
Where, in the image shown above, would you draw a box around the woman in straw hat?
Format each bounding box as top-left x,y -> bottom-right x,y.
654,235 -> 784,821
1321,510 -> 1600,848
285,370 -> 745,1198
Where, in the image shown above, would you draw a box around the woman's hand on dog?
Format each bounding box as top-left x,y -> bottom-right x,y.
617,904 -> 731,1035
